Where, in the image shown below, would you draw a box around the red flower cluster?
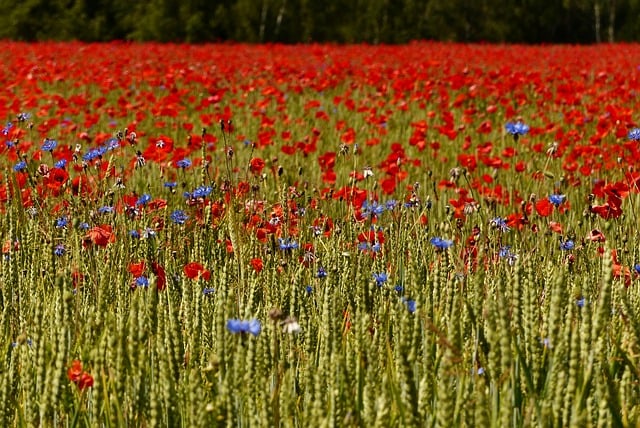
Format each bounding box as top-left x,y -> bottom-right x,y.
67,360 -> 94,390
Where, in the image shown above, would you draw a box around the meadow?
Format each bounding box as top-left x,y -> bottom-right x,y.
1,41 -> 640,427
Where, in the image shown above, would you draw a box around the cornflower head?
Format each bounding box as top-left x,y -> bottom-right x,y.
385,199 -> 398,210
405,299 -> 417,313
188,185 -> 213,199
278,238 -> 299,251
361,200 -> 385,218
373,272 -> 388,287
83,146 -> 106,162
41,138 -> 57,152
13,161 -> 27,172
548,194 -> 566,207
498,246 -> 518,265
490,217 -> 510,233
136,194 -> 152,206
55,216 -> 69,229
505,121 -> 530,140
17,112 -> 31,122
170,210 -> 189,225
628,128 -> 640,141
135,276 -> 149,288
176,158 -> 192,169
316,266 -> 327,279
560,239 -> 575,251
430,237 -> 454,250
54,244 -> 66,257
226,319 -> 262,336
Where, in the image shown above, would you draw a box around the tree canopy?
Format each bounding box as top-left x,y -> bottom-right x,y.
0,0 -> 634,44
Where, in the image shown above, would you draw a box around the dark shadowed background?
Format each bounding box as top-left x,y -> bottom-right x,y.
0,0 -> 632,44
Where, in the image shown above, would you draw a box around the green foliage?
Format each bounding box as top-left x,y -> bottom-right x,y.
0,0 -> 632,43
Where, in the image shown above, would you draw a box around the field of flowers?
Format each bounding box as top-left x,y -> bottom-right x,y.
2,41 -> 640,426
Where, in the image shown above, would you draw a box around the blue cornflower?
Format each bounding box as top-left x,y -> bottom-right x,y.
190,186 -> 212,199
226,319 -> 262,336
560,240 -> 575,251
385,199 -> 398,210
41,138 -> 57,152
54,159 -> 67,169
164,181 -> 177,189
498,246 -> 518,265
170,210 -> 189,225
373,272 -> 388,287
83,146 -> 106,161
13,161 -> 27,172
430,237 -> 454,250
98,206 -> 114,214
548,194 -> 566,207
78,222 -> 90,231
278,238 -> 299,251
17,112 -> 31,122
104,138 -> 120,151
55,216 -> 69,228
129,230 -> 141,239
2,122 -> 12,136
305,285 -> 313,295
628,128 -> 640,141
54,244 -> 66,257
404,199 -> 420,208
136,194 -> 152,206
576,297 -> 586,308
505,121 -> 530,138
405,299 -> 416,313
635,264 -> 640,275
395,284 -> 403,294
135,276 -> 149,288
203,287 -> 216,296
361,200 -> 385,218
316,266 -> 327,279
176,158 -> 192,169
490,217 -> 510,233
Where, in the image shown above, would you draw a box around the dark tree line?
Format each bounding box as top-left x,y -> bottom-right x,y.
0,0 -> 635,44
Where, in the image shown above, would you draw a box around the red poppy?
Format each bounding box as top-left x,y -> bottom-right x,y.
68,360 -> 93,390
83,225 -> 115,247
249,157 -> 265,174
183,262 -> 211,281
535,198 -> 553,217
150,262 -> 167,291
128,261 -> 146,277
250,258 -> 264,273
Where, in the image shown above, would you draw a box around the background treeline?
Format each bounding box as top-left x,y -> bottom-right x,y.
0,0 -> 636,44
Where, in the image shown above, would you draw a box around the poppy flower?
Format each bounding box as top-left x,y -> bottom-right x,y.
67,360 -> 93,390
83,225 -> 115,247
183,262 -> 211,281
250,258 -> 264,273
150,262 -> 167,291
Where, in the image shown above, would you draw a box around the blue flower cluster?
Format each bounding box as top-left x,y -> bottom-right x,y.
505,121 -> 530,137
628,128 -> 640,141
227,319 -> 262,336
170,210 -> 189,225
278,238 -> 299,251
430,237 -> 453,250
